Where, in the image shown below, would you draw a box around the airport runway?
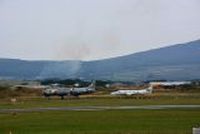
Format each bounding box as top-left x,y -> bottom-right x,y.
0,105 -> 200,113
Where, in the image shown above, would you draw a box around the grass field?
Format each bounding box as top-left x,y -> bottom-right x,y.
0,109 -> 200,134
0,93 -> 200,109
0,93 -> 200,134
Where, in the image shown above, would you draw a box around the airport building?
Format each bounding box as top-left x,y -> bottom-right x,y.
149,81 -> 191,89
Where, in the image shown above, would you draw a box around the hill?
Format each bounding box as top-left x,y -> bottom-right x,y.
0,39 -> 200,81
80,39 -> 200,81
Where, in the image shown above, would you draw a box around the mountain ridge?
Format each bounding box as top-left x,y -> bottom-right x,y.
0,39 -> 200,81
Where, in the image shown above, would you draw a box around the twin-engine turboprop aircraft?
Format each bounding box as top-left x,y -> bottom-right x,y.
70,82 -> 96,96
43,82 -> 95,99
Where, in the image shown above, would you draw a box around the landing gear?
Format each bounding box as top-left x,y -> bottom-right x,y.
61,96 -> 64,100
43,93 -> 50,100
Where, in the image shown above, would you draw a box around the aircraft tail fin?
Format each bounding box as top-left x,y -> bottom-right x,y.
88,80 -> 96,90
147,86 -> 153,94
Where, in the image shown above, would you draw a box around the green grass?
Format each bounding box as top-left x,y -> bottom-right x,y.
0,109 -> 200,134
0,94 -> 200,134
1,94 -> 200,109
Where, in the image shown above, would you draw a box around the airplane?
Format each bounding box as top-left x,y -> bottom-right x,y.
43,84 -> 71,100
70,82 -> 96,96
110,86 -> 153,96
43,81 -> 96,99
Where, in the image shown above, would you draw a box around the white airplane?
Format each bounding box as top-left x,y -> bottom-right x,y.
111,86 -> 153,96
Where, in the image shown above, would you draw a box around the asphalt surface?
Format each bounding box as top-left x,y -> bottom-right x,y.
0,105 -> 200,113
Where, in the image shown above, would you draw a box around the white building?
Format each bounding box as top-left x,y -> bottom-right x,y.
149,81 -> 191,87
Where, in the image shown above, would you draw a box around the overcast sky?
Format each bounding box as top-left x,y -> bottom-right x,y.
0,0 -> 200,61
